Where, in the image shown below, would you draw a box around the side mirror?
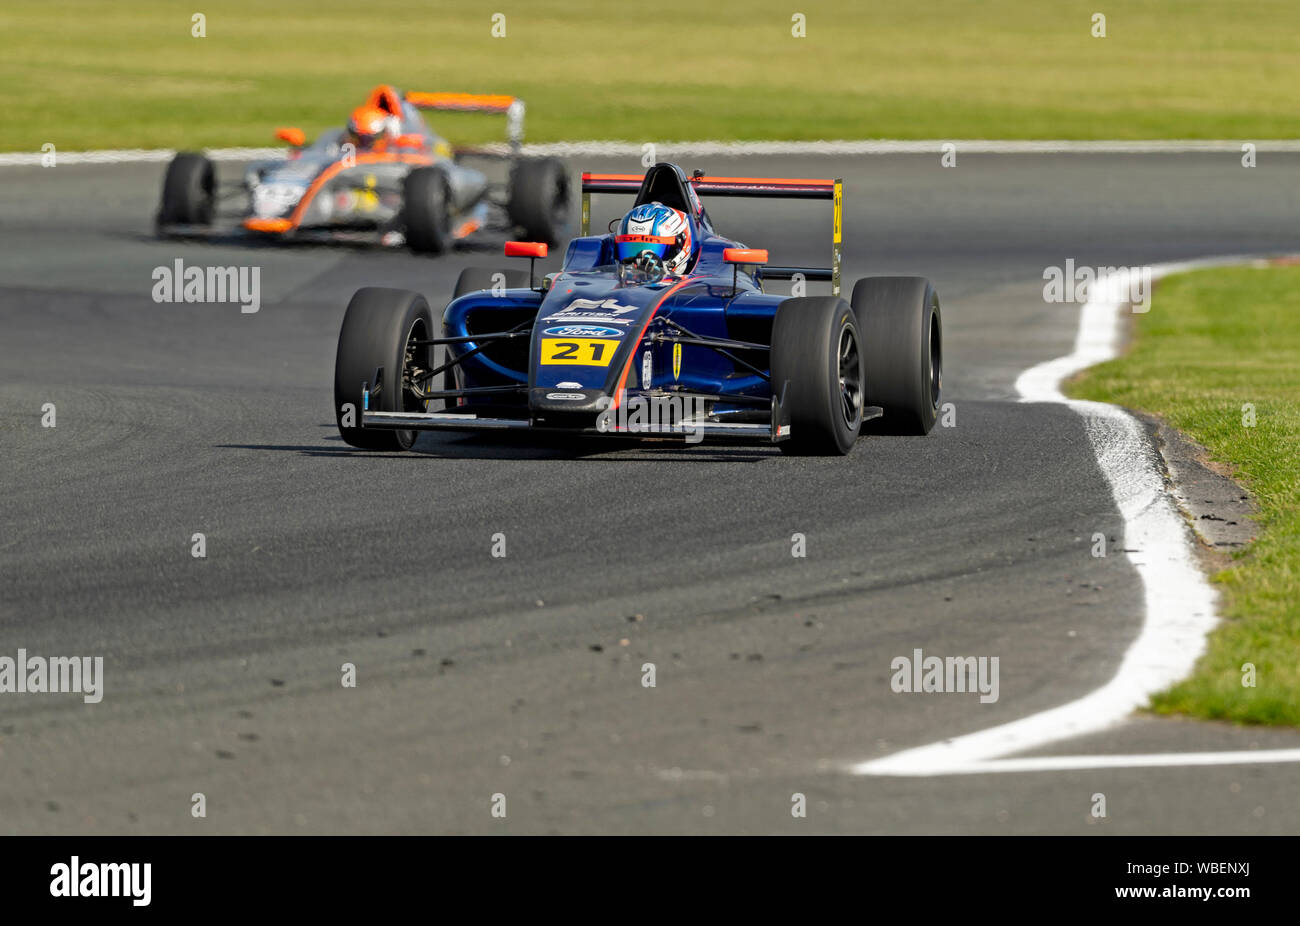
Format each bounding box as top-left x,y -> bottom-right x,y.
505,241 -> 547,259
722,248 -> 768,295
275,127 -> 306,147
505,241 -> 548,288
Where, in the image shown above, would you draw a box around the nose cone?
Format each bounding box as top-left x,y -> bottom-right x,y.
528,280 -> 661,415
529,386 -> 610,416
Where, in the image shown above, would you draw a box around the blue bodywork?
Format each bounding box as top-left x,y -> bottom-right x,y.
443,167 -> 788,426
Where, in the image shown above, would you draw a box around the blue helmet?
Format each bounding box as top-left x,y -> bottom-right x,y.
614,202 -> 695,274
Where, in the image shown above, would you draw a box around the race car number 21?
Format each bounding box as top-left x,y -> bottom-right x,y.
540,338 -> 619,366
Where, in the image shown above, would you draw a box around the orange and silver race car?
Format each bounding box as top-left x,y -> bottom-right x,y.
155,84 -> 570,253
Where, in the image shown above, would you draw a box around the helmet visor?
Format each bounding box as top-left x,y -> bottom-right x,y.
615,233 -> 676,263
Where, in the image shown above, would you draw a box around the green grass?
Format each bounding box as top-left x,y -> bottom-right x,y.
5,1 -> 1300,150
1068,265 -> 1300,726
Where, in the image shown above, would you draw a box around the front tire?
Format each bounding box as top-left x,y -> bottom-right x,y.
851,276 -> 942,435
333,287 -> 434,451
507,157 -> 570,244
770,297 -> 864,455
158,152 -> 215,225
404,167 -> 452,254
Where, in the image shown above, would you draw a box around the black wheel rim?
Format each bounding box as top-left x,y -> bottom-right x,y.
837,325 -> 863,429
928,306 -> 942,409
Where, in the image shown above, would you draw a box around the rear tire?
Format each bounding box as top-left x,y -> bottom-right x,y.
405,167 -> 452,254
770,297 -> 864,455
333,287 -> 434,451
158,152 -> 215,225
453,268 -> 530,300
507,157 -> 570,244
851,276 -> 942,435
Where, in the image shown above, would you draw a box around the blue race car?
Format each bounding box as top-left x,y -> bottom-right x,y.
332,162 -> 942,455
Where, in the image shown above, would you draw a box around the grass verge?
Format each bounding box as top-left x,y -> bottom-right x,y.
5,1 -> 1300,150
1068,265 -> 1300,726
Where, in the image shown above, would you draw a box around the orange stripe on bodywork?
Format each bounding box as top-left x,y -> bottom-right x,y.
453,217 -> 481,239
610,277 -> 694,410
285,152 -> 434,229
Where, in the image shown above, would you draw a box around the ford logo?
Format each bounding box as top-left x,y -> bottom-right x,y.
543,325 -> 623,338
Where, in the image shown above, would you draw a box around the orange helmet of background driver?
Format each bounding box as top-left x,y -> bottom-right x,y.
347,105 -> 391,148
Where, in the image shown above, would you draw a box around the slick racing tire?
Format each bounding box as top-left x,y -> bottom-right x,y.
404,166 -> 452,255
507,157 -> 570,245
770,296 -> 864,455
158,152 -> 215,226
452,268 -> 530,300
851,276 -> 943,435
334,287 -> 434,451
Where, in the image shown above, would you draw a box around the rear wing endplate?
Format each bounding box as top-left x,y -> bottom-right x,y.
580,173 -> 843,294
405,92 -> 525,151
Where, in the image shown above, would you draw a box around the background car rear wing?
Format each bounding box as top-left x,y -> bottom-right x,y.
580,172 -> 843,294
404,92 -> 525,152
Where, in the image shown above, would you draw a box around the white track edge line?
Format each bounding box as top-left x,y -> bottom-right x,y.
853,256 -> 1293,777
899,748 -> 1300,775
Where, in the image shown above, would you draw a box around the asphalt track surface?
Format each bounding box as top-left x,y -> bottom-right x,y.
3,153 -> 1300,834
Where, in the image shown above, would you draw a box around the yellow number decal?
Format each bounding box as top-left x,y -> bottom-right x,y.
540,338 -> 620,366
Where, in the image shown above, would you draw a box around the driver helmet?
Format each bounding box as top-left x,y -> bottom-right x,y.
346,104 -> 398,150
614,202 -> 695,275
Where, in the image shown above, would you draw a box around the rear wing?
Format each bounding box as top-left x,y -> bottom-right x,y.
580,173 -> 843,294
404,92 -> 525,151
